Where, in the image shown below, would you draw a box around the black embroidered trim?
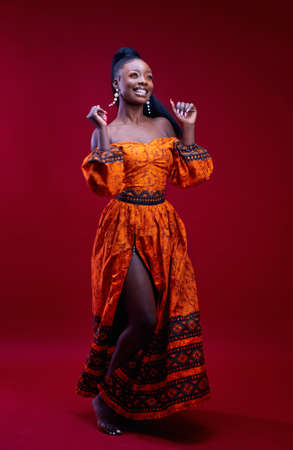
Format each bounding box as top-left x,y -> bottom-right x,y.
76,311 -> 206,396
102,371 -> 210,413
116,188 -> 166,205
91,311 -> 201,350
123,342 -> 206,384
146,311 -> 202,354
174,141 -> 211,162
87,146 -> 123,164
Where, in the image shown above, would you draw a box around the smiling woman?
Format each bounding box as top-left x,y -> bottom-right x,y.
76,47 -> 214,436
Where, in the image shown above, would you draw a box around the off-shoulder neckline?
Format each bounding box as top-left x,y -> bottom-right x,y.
110,136 -> 178,146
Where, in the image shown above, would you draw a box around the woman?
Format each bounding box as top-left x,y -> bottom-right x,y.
76,47 -> 214,436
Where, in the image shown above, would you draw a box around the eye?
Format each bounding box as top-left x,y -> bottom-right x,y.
147,75 -> 153,80
129,72 -> 138,78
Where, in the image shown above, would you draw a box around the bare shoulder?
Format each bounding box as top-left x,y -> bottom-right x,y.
152,116 -> 176,137
106,122 -> 118,143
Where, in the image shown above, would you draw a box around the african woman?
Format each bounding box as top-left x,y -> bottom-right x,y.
76,47 -> 214,435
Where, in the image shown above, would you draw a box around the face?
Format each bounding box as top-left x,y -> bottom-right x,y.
113,58 -> 154,105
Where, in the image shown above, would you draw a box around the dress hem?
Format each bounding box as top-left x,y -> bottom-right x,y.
75,385 -> 212,421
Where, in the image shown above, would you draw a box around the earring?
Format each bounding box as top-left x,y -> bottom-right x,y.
109,88 -> 119,107
146,99 -> 151,114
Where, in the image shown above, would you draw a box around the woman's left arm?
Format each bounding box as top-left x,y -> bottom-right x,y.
169,99 -> 197,145
167,99 -> 214,188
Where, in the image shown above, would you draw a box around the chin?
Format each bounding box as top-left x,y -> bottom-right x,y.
130,98 -> 148,106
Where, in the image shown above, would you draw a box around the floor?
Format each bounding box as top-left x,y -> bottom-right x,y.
2,338 -> 293,450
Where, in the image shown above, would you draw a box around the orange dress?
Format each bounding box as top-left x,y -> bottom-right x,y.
75,136 -> 214,420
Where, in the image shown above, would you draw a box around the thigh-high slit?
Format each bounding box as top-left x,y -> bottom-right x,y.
106,243 -> 157,377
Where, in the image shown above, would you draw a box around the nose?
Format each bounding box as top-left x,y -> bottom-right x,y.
138,74 -> 148,84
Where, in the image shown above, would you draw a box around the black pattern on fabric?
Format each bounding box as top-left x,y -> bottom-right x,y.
91,311 -> 202,348
76,311 -> 207,402
123,342 -> 206,384
101,371 -> 210,414
116,188 -> 166,205
174,141 -> 211,162
88,145 -> 123,164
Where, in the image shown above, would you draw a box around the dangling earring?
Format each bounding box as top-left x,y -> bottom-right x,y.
109,88 -> 119,107
146,99 -> 151,115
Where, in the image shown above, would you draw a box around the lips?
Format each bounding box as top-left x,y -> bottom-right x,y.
133,88 -> 148,96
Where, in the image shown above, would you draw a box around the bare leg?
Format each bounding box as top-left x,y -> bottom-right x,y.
107,251 -> 157,376
94,248 -> 157,436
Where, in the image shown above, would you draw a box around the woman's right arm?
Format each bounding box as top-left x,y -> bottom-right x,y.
87,105 -> 111,151
81,105 -> 125,197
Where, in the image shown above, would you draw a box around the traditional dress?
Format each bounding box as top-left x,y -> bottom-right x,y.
75,136 -> 214,420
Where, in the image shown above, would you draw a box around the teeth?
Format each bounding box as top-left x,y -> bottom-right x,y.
134,89 -> 147,94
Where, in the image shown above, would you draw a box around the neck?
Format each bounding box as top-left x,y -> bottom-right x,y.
116,100 -> 147,125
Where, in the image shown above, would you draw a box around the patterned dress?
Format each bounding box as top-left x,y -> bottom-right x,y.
75,136 -> 214,420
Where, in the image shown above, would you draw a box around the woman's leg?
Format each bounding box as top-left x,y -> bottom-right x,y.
106,250 -> 157,376
94,249 -> 157,435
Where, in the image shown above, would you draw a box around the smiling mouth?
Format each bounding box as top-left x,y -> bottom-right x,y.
133,88 -> 148,96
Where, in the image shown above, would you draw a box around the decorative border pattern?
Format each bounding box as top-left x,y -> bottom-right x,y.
99,370 -> 210,414
123,342 -> 205,384
145,311 -> 202,354
88,145 -> 123,164
75,310 -> 210,417
174,141 -> 211,162
90,311 -> 201,350
116,188 -> 166,205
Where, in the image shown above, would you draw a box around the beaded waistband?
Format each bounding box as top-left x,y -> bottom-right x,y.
116,188 -> 166,205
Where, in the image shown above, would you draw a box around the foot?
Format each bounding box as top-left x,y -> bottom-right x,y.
92,394 -> 125,436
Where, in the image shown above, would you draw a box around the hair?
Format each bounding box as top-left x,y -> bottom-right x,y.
111,47 -> 182,138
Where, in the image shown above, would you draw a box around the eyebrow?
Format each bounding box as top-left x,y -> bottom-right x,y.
127,69 -> 152,74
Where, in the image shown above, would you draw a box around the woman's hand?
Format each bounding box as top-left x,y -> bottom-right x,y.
170,99 -> 197,126
86,105 -> 108,128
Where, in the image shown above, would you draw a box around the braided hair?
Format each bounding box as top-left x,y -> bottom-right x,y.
111,47 -> 182,138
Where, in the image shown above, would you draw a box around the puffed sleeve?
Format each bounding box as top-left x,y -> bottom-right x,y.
81,144 -> 125,196
168,138 -> 214,188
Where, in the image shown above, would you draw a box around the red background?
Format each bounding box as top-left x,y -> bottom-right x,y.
1,1 -> 292,448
